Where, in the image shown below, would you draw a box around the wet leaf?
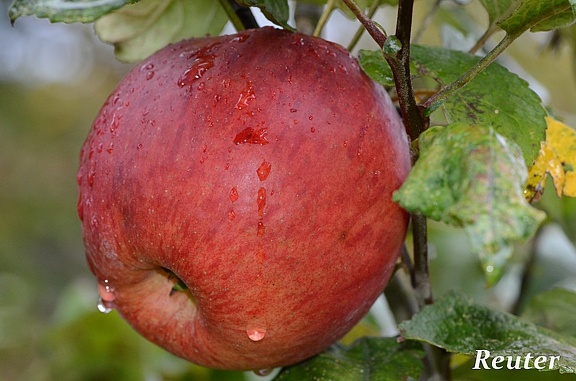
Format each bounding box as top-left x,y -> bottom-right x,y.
477,0 -> 517,27
359,46 -> 548,165
237,0 -> 294,30
526,117 -> 576,201
273,337 -> 423,381
8,0 -> 138,23
358,50 -> 395,87
522,288 -> 576,337
94,0 -> 227,62
399,292 -> 576,373
394,123 -> 546,284
410,45 -> 547,165
498,0 -> 576,36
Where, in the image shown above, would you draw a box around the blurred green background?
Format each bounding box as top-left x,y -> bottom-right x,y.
1,0 -> 576,380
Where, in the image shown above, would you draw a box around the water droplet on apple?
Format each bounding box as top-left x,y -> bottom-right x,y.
177,50 -> 216,89
253,368 -> 273,376
228,210 -> 236,221
229,187 -> 239,203
246,327 -> 266,341
87,166 -> 96,187
233,127 -> 268,145
97,297 -> 113,314
257,221 -> 265,237
230,34 -> 249,43
235,81 -> 255,110
310,127 -> 316,133
256,160 -> 271,181
98,279 -> 115,302
145,70 -> 155,80
257,187 -> 266,216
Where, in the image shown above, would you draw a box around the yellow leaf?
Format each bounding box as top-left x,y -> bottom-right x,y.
525,117 -> 576,201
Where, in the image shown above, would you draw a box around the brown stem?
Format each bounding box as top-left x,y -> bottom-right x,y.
224,0 -> 259,30
411,214 -> 432,306
341,0 -> 387,47
389,0 -> 428,141
511,225 -> 544,315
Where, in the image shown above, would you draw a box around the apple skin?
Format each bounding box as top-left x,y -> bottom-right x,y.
77,26 -> 410,370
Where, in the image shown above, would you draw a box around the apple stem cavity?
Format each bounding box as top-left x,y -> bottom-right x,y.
162,267 -> 190,295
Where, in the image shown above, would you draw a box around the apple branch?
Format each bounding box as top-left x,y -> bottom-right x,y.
220,0 -> 259,31
411,214 -> 432,306
313,0 -> 337,37
388,0 -> 428,141
341,0 -> 387,47
342,0 -> 427,140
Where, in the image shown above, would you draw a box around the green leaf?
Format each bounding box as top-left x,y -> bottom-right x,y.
273,337 -> 424,381
477,0 -> 517,27
8,0 -> 139,23
410,44 -> 547,165
94,0 -> 228,62
358,50 -> 395,87
522,288 -> 576,337
393,123 -> 546,285
237,0 -> 294,30
399,292 -> 576,373
498,0 -> 576,36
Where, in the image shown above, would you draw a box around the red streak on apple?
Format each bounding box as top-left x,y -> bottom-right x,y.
77,27 -> 410,371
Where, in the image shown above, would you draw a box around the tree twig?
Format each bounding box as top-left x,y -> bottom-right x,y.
411,214 -> 432,306
389,0 -> 428,140
313,0 -> 337,37
511,225 -> 544,315
220,0 -> 259,31
347,0 -> 381,51
341,0 -> 387,47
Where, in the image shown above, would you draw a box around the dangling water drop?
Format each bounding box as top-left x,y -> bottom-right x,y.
97,297 -> 113,314
246,327 -> 266,342
253,368 -> 273,376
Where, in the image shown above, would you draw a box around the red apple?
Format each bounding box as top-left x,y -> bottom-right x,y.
77,26 -> 410,371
